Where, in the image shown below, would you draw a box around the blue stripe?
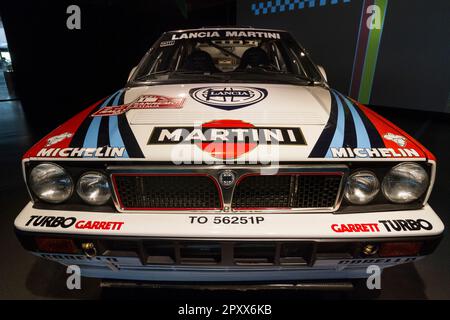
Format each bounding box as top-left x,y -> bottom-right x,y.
336,91 -> 371,151
111,90 -> 122,106
82,91 -> 121,157
109,115 -> 129,158
326,91 -> 346,158
82,117 -> 102,149
108,90 -> 129,158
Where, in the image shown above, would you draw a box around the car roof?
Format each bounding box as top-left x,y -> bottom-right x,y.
166,26 -> 289,33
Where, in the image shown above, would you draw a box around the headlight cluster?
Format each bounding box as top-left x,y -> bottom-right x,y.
344,171 -> 379,205
382,163 -> 429,203
76,172 -> 111,205
29,163 -> 111,205
29,163 -> 73,204
344,162 -> 429,205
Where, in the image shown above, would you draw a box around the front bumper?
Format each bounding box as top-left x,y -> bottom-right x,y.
15,202 -> 444,282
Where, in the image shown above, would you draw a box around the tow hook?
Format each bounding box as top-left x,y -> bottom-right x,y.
81,242 -> 97,258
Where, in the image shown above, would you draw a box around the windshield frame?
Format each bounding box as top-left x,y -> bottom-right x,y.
128,29 -> 327,87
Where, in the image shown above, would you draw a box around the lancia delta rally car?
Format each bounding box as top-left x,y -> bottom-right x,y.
15,28 -> 444,287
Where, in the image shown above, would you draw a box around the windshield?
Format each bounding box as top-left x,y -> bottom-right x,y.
130,29 -> 323,86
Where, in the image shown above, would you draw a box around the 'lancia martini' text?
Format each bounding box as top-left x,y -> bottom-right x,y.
171,31 -> 281,40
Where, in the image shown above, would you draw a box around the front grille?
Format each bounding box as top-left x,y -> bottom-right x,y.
98,240 -> 358,266
111,167 -> 345,212
232,174 -> 342,209
113,175 -> 222,210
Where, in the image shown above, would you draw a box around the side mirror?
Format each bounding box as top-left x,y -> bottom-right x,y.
317,65 -> 327,82
127,66 -> 137,82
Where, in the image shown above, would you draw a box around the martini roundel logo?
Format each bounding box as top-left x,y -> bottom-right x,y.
190,87 -> 268,110
199,120 -> 257,159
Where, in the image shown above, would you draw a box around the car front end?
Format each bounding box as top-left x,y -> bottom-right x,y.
14,28 -> 444,286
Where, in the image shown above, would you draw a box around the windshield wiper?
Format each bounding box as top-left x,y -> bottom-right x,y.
134,70 -> 172,81
291,74 -> 316,85
233,67 -> 315,85
134,70 -> 225,81
173,70 -> 215,74
170,70 -> 228,79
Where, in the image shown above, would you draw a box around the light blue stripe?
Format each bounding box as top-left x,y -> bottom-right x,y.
82,117 -> 102,149
108,90 -> 129,158
82,93 -> 117,149
82,90 -> 122,159
326,91 -> 346,158
337,91 -> 371,150
111,90 -> 122,106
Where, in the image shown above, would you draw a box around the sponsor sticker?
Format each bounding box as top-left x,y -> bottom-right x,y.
190,87 -> 267,110
331,219 -> 433,233
331,223 -> 380,233
160,40 -> 175,47
383,133 -> 407,147
25,215 -> 124,231
91,95 -> 185,117
330,147 -> 420,159
45,132 -> 73,147
36,147 -> 126,158
148,120 -> 306,159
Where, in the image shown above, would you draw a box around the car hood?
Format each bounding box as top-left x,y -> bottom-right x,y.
24,83 -> 432,162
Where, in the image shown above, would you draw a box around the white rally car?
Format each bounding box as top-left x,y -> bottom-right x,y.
15,28 -> 444,288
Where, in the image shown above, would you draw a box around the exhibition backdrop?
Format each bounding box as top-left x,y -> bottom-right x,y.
238,0 -> 450,113
0,0 -> 236,122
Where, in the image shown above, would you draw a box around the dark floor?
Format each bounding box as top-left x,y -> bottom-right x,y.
0,99 -> 449,300
0,72 -> 12,101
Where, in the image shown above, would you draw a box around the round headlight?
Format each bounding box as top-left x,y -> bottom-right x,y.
29,163 -> 73,203
382,163 -> 429,204
76,172 -> 111,205
344,171 -> 380,205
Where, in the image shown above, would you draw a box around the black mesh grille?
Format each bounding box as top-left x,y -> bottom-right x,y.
114,175 -> 221,210
232,174 -> 342,209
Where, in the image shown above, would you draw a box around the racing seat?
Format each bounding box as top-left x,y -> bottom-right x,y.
181,50 -> 220,73
238,47 -> 271,70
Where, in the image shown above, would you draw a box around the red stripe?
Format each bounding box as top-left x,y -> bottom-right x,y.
355,102 -> 435,160
23,99 -> 104,159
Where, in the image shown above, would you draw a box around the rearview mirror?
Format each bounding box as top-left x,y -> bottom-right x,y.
317,65 -> 327,82
128,66 -> 137,82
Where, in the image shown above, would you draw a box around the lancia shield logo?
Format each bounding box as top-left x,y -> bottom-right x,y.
189,87 -> 268,110
218,170 -> 236,188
